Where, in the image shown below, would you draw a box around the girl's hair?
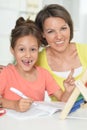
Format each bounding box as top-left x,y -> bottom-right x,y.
10,17 -> 42,48
35,4 -> 73,46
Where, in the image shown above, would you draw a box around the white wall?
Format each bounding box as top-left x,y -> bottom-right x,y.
42,0 -> 87,43
0,0 -> 43,65
0,0 -> 23,65
78,0 -> 87,43
0,0 -> 87,65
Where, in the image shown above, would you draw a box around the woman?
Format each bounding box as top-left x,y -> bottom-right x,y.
35,4 -> 87,100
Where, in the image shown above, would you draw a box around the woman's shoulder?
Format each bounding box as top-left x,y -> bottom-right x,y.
75,42 -> 87,47
71,42 -> 87,50
75,42 -> 87,51
36,47 -> 46,65
39,47 -> 46,56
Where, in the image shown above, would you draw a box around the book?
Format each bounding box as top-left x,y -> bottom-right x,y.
6,101 -> 65,120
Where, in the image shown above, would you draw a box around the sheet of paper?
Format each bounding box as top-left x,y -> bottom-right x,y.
6,101 -> 65,119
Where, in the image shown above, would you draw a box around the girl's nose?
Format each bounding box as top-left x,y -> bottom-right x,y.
25,51 -> 31,57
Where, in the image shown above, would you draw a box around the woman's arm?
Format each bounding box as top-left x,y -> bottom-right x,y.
53,88 -> 74,102
53,69 -> 75,102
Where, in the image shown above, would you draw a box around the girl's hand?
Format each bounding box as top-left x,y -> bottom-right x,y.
63,69 -> 75,93
0,65 -> 5,73
0,64 -> 11,73
15,98 -> 33,112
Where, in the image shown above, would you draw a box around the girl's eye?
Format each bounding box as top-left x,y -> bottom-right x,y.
31,48 -> 37,51
19,48 -> 24,51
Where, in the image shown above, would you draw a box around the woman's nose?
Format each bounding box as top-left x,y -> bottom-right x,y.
55,31 -> 62,39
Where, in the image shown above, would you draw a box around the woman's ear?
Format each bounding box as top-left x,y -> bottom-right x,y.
42,32 -> 45,38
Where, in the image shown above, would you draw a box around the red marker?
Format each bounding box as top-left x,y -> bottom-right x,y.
0,108 -> 6,116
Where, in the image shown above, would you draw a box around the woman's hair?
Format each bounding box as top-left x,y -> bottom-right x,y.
35,4 -> 73,46
10,17 -> 42,49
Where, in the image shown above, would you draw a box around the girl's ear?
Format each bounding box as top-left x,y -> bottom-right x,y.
10,47 -> 14,56
42,33 -> 45,38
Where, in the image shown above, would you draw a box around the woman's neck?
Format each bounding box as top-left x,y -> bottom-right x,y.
46,43 -> 81,71
47,43 -> 74,59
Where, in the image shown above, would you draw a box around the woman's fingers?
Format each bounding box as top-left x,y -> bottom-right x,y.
68,68 -> 74,79
65,69 -> 74,82
63,68 -> 75,92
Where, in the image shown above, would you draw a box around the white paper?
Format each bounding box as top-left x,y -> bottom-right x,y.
6,101 -> 65,119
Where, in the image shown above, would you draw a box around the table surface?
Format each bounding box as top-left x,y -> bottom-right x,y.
0,109 -> 87,130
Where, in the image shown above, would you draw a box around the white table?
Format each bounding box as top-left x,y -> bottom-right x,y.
0,110 -> 87,130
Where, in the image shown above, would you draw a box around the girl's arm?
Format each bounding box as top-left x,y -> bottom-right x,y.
0,97 -> 33,112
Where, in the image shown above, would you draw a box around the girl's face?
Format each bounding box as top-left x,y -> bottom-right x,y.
11,35 -> 39,73
43,17 -> 70,52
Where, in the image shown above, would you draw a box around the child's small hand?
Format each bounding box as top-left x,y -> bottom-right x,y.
63,69 -> 75,93
15,98 -> 33,112
0,64 -> 11,73
0,65 -> 5,73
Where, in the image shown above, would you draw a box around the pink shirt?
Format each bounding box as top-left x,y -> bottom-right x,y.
0,65 -> 60,101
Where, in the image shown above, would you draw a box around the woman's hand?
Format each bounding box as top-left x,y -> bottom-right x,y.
63,69 -> 75,93
15,98 -> 33,112
54,69 -> 76,102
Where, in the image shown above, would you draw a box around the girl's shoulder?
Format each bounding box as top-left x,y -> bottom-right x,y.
0,64 -> 16,78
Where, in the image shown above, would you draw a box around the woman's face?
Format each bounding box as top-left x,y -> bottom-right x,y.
43,17 -> 70,52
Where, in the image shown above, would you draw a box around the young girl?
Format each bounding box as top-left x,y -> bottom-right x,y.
0,17 -> 75,112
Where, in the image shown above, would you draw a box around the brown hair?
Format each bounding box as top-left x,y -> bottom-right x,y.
35,4 -> 73,46
10,17 -> 42,49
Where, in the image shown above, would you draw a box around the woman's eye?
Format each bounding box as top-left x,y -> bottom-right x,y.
61,27 -> 67,30
47,30 -> 54,33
